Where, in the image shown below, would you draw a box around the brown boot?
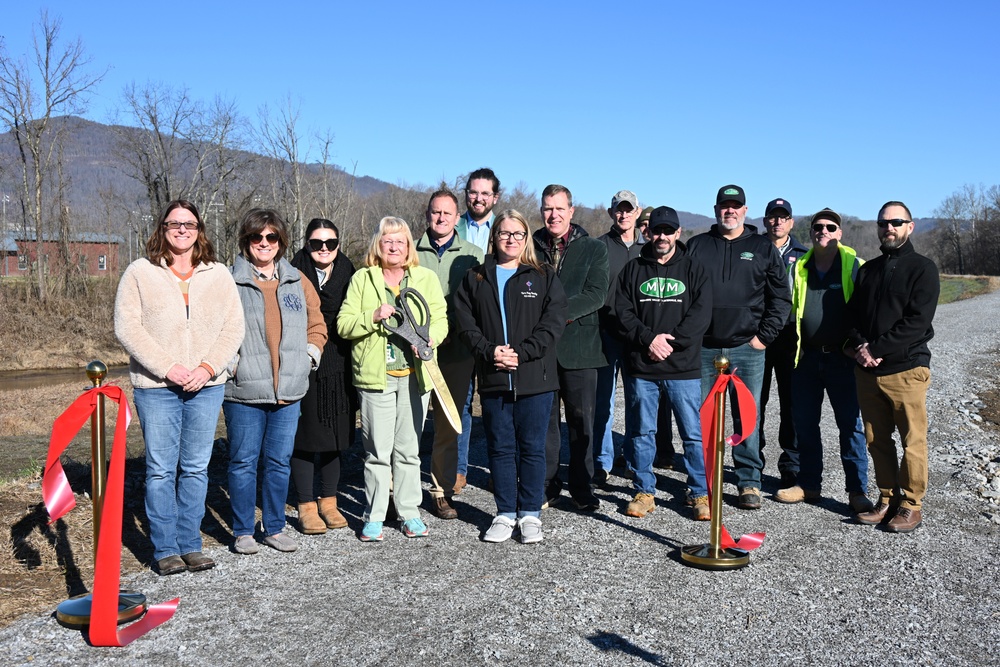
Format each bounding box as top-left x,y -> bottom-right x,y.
318,496 -> 348,529
453,473 -> 467,496
297,502 -> 327,535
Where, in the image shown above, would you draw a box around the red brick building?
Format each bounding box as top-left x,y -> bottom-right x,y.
1,232 -> 121,277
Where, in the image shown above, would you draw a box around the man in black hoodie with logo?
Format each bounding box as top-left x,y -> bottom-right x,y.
687,185 -> 791,509
614,207 -> 713,520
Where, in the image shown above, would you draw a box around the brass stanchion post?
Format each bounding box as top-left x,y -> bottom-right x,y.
56,361 -> 146,629
680,354 -> 751,570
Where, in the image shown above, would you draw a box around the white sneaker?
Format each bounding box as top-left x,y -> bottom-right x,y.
517,516 -> 543,544
483,515 -> 516,542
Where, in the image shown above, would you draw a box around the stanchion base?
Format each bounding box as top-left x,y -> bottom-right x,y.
680,544 -> 751,570
55,591 -> 147,629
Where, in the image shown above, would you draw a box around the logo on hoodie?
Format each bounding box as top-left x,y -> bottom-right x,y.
639,277 -> 686,298
740,252 -> 754,261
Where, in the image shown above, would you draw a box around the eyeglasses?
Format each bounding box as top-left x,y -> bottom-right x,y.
877,218 -> 911,228
380,238 -> 407,247
496,230 -> 527,241
466,190 -> 495,199
249,233 -> 280,244
164,221 -> 199,230
812,223 -> 839,233
308,238 -> 339,252
767,216 -> 792,223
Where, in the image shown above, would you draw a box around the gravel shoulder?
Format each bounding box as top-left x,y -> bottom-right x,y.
3,290 -> 999,667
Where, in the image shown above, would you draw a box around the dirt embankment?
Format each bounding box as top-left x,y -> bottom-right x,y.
0,281 -> 128,371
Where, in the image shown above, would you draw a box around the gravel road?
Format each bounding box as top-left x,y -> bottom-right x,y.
3,289 -> 999,667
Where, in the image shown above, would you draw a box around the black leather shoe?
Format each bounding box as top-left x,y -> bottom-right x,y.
181,551 -> 215,572
572,492 -> 600,513
157,555 -> 188,576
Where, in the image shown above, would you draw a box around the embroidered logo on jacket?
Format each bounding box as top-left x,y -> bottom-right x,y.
520,279 -> 538,299
282,293 -> 304,311
740,252 -> 754,261
639,277 -> 686,298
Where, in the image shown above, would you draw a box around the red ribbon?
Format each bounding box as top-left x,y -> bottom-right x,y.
699,371 -> 766,551
43,385 -> 179,646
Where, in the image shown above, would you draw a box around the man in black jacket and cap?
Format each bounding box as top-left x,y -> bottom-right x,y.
687,184 -> 791,509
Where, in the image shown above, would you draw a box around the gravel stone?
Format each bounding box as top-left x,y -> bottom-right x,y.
2,290 -> 1000,666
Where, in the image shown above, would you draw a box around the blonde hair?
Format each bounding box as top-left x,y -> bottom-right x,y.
492,209 -> 543,272
364,216 -> 420,269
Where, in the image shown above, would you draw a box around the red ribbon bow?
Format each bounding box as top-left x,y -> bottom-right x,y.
699,371 -> 766,551
43,385 -> 179,646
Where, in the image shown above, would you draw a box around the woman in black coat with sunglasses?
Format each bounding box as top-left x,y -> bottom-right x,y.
289,218 -> 358,534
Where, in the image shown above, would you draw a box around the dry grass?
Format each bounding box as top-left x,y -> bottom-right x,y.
0,279 -> 128,370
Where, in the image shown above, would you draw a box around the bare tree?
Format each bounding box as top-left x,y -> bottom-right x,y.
0,11 -> 104,301
255,96 -> 307,242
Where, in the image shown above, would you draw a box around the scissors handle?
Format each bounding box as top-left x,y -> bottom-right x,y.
382,287 -> 434,361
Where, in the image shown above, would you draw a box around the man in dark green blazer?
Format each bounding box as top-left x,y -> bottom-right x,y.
532,184 -> 609,511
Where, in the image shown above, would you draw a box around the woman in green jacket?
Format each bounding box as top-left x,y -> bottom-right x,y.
337,217 -> 447,541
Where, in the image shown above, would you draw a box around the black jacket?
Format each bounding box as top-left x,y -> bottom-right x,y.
686,223 -> 791,347
845,240 -> 939,376
598,225 -> 644,321
614,242 -> 712,380
453,257 -> 568,397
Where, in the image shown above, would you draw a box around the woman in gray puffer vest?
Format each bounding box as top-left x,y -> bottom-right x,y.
224,209 -> 327,555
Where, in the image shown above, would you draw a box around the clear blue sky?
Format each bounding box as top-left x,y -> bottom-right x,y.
3,1 -> 998,219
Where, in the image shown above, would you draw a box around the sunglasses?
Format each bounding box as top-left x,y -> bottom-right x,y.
249,233 -> 280,244
812,223 -> 839,233
877,218 -> 911,228
308,238 -> 339,252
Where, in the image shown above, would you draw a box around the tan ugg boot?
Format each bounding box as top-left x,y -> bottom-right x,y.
317,496 -> 348,529
297,501 -> 327,534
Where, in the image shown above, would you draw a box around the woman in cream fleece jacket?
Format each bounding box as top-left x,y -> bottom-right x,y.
114,200 -> 244,576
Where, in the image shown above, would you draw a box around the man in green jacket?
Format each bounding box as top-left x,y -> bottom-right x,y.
533,184 -> 609,511
415,189 -> 485,519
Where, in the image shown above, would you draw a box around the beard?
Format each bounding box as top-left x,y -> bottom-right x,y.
880,229 -> 910,249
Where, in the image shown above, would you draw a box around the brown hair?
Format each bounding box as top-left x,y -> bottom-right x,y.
146,200 -> 217,267
237,208 -> 290,262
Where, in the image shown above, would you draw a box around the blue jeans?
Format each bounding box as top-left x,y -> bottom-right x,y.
626,376 -> 706,497
791,349 -> 869,494
455,380 -> 475,476
593,329 -> 632,473
224,400 -> 301,537
134,384 -> 224,561
701,344 -> 766,489
481,391 -> 553,517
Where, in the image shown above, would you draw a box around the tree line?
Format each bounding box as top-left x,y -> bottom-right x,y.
3,12 -> 995,308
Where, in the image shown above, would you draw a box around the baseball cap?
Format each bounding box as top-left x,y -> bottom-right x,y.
611,190 -> 639,210
648,206 -> 680,233
716,184 -> 746,206
765,198 -> 792,217
812,208 -> 842,226
637,206 -> 654,224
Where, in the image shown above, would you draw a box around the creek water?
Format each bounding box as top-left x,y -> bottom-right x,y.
0,366 -> 129,392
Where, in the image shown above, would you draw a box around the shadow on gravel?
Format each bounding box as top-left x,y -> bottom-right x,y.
588,631 -> 667,665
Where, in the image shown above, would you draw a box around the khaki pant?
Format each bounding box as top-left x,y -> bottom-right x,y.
854,366 -> 930,510
429,353 -> 476,499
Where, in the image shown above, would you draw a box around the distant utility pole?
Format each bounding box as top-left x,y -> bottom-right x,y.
2,193 -> 8,231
